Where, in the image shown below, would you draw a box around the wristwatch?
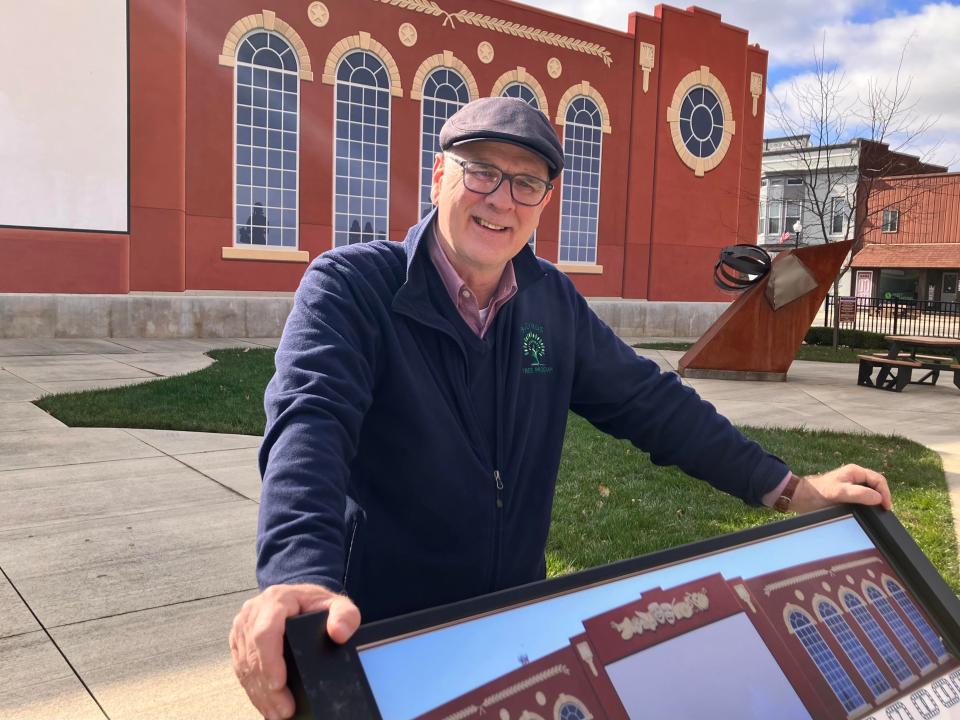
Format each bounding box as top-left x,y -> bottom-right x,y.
774,473 -> 802,513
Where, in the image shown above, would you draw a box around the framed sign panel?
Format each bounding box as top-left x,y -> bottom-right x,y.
284,506 -> 960,720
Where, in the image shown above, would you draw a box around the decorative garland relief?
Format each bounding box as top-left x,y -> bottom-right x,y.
370,0 -> 613,67
610,590 -> 710,641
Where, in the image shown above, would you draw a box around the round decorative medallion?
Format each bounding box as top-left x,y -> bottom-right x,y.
822,581 -> 832,593
867,569 -> 876,578
477,41 -> 494,64
794,590 -> 805,601
499,709 -> 510,720
536,691 -> 547,706
398,22 -> 418,47
307,1 -> 329,27
666,66 -> 735,177
547,57 -> 562,79
846,574 -> 854,584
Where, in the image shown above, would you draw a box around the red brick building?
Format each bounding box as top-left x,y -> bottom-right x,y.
416,550 -> 957,720
1,1 -> 769,301
851,173 -> 960,305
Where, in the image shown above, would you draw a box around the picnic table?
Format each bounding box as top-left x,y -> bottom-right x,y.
857,335 -> 960,392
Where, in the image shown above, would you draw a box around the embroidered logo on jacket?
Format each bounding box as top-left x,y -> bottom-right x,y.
520,322 -> 553,374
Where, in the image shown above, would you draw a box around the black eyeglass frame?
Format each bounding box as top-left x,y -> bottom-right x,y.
444,153 -> 554,207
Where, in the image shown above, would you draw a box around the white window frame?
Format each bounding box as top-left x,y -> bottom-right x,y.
558,96 -> 603,265
882,208 -> 900,233
418,68 -> 470,218
830,197 -> 847,236
233,30 -> 301,251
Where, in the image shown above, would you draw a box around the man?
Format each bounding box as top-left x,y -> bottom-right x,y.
230,97 -> 890,720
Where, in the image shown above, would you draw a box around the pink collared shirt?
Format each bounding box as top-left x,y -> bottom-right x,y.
427,226 -> 518,338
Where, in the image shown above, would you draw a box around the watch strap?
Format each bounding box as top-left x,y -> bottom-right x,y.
774,473 -> 802,513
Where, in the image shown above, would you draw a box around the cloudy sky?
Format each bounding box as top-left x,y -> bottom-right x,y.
519,0 -> 960,169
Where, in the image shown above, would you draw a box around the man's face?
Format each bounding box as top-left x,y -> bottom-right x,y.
431,140 -> 553,279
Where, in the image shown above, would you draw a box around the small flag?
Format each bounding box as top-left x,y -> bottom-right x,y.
779,231 -> 792,244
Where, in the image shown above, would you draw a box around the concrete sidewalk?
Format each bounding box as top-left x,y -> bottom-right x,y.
0,338 -> 958,719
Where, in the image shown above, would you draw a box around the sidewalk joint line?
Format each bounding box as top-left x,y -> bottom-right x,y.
0,564 -> 113,720
45,587 -> 260,630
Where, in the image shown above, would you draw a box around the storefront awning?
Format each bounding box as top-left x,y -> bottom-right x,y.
850,243 -> 960,269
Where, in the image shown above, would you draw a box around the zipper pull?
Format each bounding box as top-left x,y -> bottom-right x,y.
494,469 -> 504,508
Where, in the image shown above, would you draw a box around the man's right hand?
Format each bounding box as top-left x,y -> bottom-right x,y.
229,583 -> 361,720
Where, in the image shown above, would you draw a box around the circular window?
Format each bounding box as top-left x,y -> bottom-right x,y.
666,66 -> 735,177
680,86 -> 724,158
558,703 -> 587,720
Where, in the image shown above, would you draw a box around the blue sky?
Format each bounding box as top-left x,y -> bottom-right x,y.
359,516 -> 875,720
518,0 -> 960,169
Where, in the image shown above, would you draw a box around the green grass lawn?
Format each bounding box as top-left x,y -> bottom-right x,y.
35,348 -> 960,592
635,342 -> 886,363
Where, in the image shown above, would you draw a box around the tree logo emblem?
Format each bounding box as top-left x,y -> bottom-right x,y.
522,331 -> 545,366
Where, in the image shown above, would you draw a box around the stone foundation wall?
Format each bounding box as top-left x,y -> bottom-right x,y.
0,294 -> 729,339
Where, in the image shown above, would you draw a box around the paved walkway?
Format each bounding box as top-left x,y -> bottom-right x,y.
0,338 -> 958,719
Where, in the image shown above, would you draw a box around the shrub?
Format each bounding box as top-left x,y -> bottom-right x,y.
803,327 -> 886,348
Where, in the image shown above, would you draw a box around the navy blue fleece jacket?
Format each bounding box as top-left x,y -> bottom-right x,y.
256,211 -> 788,622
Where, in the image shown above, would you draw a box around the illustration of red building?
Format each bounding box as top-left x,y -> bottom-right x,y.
415,550 -> 957,720
2,1 -> 768,301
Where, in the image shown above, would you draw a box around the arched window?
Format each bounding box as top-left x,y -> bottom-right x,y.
789,610 -> 866,714
884,579 -> 949,661
420,68 -> 469,217
501,83 -> 541,251
502,82 -> 540,109
866,584 -> 934,672
559,97 -> 602,264
333,51 -> 391,246
235,31 -> 299,248
818,600 -> 891,699
842,591 -> 914,684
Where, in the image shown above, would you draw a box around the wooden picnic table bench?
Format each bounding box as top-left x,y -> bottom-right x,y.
857,336 -> 960,392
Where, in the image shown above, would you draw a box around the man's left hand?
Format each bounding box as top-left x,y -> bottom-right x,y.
790,464 -> 892,514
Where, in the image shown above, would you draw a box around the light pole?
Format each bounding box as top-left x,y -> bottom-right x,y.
793,220 -> 803,249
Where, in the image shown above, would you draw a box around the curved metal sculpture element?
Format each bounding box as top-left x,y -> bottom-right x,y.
679,241 -> 853,381
713,244 -> 771,292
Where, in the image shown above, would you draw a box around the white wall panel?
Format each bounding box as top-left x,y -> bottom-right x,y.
0,0 -> 127,231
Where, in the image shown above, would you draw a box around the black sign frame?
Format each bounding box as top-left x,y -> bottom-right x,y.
284,505 -> 960,719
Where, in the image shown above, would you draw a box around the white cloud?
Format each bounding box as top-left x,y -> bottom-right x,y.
767,3 -> 960,168
518,1 -> 960,168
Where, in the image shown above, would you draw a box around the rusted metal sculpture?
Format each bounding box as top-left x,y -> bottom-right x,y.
678,241 -> 853,381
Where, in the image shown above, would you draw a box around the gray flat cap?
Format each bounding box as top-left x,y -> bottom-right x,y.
439,97 -> 564,179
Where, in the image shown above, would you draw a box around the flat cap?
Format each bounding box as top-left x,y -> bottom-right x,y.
439,97 -> 564,179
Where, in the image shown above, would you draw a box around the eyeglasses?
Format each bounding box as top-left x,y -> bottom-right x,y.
445,153 -> 553,207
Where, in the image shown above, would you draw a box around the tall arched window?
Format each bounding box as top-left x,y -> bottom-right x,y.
235,31 -> 299,248
789,610 -> 867,714
884,579 -> 949,661
502,82 -> 539,108
420,68 -> 469,217
842,591 -> 915,684
818,600 -> 891,700
559,97 -> 602,264
501,83 -> 541,252
866,584 -> 934,672
333,51 -> 391,246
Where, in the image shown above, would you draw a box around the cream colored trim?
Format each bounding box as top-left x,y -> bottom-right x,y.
410,51 -> 479,101
321,31 -> 404,97
219,11 -> 314,81
555,82 -> 612,133
665,65 -> 736,177
366,0 -> 613,67
557,263 -> 603,275
638,42 -> 655,94
750,71 -> 764,117
490,67 -> 550,118
222,247 -> 310,262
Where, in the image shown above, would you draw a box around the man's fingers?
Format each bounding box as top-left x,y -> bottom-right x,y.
326,594 -> 362,644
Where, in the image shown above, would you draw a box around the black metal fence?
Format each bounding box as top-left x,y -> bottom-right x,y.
822,296 -> 960,338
